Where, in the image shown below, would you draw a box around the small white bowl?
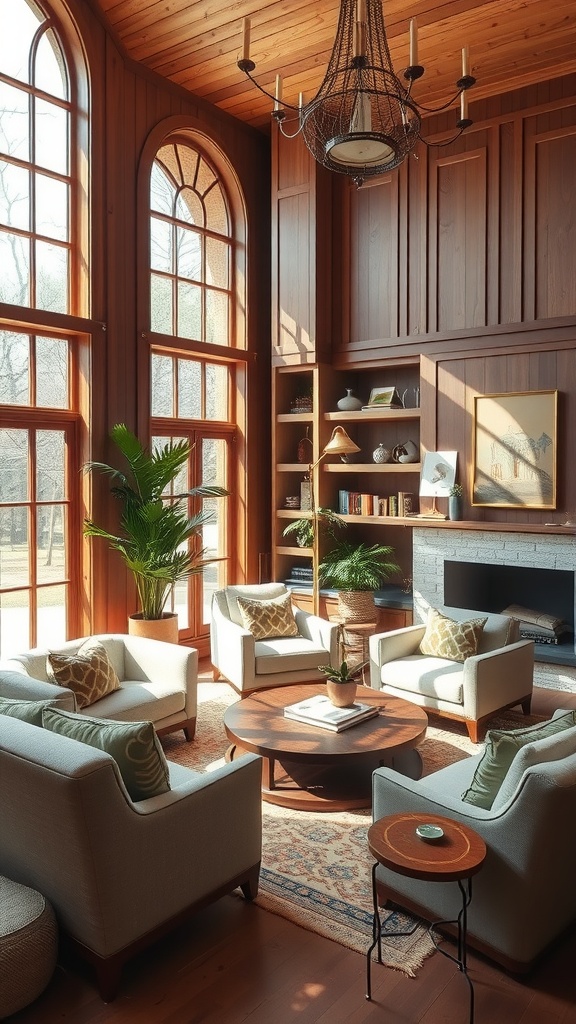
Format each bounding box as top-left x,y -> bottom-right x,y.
415,823 -> 444,841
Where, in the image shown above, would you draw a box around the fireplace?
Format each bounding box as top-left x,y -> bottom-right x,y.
412,527 -> 576,666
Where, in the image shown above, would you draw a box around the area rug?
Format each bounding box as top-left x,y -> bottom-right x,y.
534,660 -> 576,693
161,676 -> 566,976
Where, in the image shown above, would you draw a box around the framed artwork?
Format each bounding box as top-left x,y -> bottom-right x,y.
472,390 -> 557,508
366,386 -> 397,407
419,451 -> 458,497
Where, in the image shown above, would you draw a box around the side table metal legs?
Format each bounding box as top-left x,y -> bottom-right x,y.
365,863 -> 419,1002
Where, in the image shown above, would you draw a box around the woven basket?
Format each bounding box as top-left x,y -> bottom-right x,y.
337,590 -> 376,624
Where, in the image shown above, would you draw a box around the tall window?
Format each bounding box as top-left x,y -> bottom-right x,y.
0,0 -> 85,658
149,139 -> 242,643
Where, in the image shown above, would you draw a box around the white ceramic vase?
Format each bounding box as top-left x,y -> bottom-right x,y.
337,389 -> 363,411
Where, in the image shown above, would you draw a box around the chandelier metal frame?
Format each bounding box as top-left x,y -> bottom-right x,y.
238,0 -> 476,186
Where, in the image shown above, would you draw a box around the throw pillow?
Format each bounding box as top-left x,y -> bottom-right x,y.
0,696 -> 56,727
46,638 -> 120,708
41,708 -> 171,801
461,711 -> 576,809
237,592 -> 299,640
418,609 -> 487,663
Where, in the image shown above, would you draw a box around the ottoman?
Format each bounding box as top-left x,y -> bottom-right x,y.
0,876 -> 58,1018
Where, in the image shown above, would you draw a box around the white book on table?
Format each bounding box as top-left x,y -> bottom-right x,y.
283,694 -> 378,732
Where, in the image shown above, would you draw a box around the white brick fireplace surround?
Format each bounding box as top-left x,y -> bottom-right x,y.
412,527 -> 576,666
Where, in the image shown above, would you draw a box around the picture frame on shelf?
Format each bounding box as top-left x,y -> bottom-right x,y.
472,390 -> 557,509
419,451 -> 458,497
363,386 -> 401,410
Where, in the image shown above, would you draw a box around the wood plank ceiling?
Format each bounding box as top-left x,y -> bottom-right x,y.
93,0 -> 576,130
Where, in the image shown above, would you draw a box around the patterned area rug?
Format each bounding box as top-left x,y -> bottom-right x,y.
161,666 -> 574,977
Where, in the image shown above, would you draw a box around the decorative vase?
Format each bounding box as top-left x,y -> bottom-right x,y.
337,389 -> 363,411
448,495 -> 463,521
326,679 -> 357,708
392,440 -> 419,463
128,612 -> 179,643
372,443 -> 391,464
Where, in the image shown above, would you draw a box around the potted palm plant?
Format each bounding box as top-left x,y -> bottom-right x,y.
318,541 -> 399,624
83,424 -> 228,642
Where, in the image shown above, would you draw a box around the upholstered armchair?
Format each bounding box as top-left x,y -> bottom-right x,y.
2,633 -> 198,739
210,583 -> 340,694
371,709 -> 576,972
0,713 -> 262,1000
369,605 -> 534,742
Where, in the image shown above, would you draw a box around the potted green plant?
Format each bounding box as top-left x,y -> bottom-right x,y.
448,483 -> 464,521
318,541 -> 399,623
318,657 -> 367,707
282,507 -> 345,548
83,424 -> 228,642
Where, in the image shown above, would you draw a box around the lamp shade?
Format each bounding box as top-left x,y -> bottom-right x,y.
322,426 -> 361,456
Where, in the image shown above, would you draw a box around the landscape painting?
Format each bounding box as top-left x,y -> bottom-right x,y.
472,391 -> 557,508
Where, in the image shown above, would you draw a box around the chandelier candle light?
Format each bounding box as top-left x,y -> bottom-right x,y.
238,1 -> 476,187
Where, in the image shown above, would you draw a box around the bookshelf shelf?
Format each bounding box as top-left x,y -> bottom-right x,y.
324,463 -> 421,474
324,408 -> 421,422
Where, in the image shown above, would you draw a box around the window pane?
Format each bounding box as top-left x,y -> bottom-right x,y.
37,583 -> 66,648
0,428 -> 28,501
0,231 -> 30,305
206,289 -> 228,345
196,158 -> 216,197
0,0 -> 42,84
206,236 -> 229,289
173,579 -> 189,630
206,363 -> 228,420
35,28 -> 67,100
0,589 -> 30,659
201,438 -> 227,625
176,188 -> 203,227
150,161 -> 174,216
36,239 -> 68,312
0,82 -> 30,162
37,505 -> 65,583
177,226 -> 201,280
0,332 -> 29,405
177,281 -> 201,340
205,183 -> 228,234
177,359 -> 201,418
0,162 -> 30,230
150,216 -> 172,272
151,353 -> 174,417
36,336 -> 68,407
0,507 -> 29,587
151,274 -> 173,334
35,98 -> 68,174
36,174 -> 68,241
37,429 -> 65,500
175,148 -> 198,192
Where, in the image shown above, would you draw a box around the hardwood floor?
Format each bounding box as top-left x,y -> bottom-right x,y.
8,678 -> 576,1023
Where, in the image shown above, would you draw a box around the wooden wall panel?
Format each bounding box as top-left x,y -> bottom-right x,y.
349,175 -> 399,343
277,193 -> 312,357
533,127 -> 576,319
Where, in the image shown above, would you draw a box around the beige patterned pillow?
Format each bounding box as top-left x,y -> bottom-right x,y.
419,609 -> 487,663
46,639 -> 120,708
237,592 -> 299,640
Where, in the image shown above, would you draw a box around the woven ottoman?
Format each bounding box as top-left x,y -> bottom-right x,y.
0,876 -> 58,1017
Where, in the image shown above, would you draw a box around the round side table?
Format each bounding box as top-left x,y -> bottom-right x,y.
366,812 -> 486,1024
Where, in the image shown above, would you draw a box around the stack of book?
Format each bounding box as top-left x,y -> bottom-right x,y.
283,694 -> 379,732
502,604 -> 569,645
337,491 -> 416,517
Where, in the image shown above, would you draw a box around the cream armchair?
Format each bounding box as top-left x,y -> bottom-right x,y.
371,710 -> 576,971
210,583 -> 340,694
2,633 -> 198,739
0,714 -> 261,1000
369,606 -> 534,742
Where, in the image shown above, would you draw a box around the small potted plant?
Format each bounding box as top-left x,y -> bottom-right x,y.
448,483 -> 464,521
318,541 -> 399,623
318,658 -> 367,707
282,507 -> 345,548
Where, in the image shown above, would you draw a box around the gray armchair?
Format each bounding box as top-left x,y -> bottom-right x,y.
2,633 -> 198,739
369,606 -> 534,742
210,583 -> 340,694
371,710 -> 576,972
0,714 -> 262,1000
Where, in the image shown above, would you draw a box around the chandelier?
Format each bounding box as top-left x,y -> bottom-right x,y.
238,0 -> 476,187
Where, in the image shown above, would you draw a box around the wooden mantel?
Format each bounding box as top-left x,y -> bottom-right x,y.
409,520 -> 576,536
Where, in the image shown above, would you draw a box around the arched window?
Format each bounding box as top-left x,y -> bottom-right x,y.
0,0 -> 87,657
147,134 -> 246,647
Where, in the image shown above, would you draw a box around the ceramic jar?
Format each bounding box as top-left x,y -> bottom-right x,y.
337,389 -> 363,411
392,440 -> 419,463
448,494 -> 463,521
372,443 -> 391,464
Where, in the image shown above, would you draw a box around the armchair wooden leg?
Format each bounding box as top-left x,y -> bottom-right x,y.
239,864 -> 260,901
521,696 -> 532,715
182,717 -> 196,741
466,720 -> 481,744
212,665 -> 222,681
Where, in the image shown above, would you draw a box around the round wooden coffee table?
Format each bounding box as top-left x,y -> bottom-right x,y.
223,683 -> 428,811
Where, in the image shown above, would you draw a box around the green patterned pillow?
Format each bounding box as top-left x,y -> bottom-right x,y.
237,592 -> 299,640
419,609 -> 487,662
41,708 -> 171,802
46,638 -> 120,708
0,696 -> 56,727
462,711 -> 576,809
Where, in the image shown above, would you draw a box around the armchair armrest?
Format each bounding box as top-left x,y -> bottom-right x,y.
210,601 -> 256,690
294,610 -> 340,662
122,635 -> 198,718
0,668 -> 76,710
462,639 -> 534,720
369,624 -> 426,688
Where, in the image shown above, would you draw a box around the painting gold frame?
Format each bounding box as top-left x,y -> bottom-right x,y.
472,390 -> 558,509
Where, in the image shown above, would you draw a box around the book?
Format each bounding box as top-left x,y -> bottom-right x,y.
283,694 -> 379,732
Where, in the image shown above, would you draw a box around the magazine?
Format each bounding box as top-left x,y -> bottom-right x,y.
283,694 -> 378,732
